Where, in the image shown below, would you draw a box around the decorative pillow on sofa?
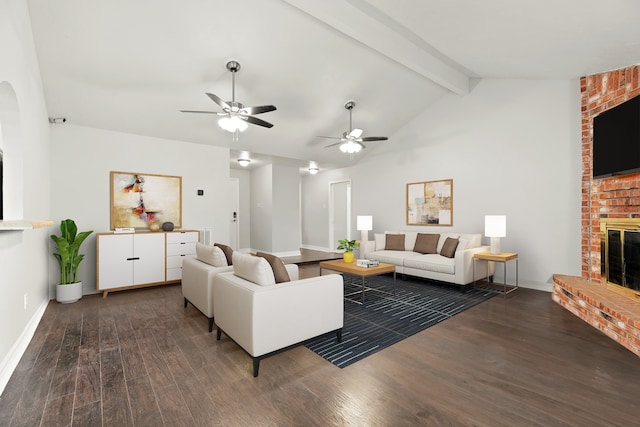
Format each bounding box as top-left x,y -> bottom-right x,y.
440,237 -> 459,258
232,252 -> 275,286
413,233 -> 439,254
256,252 -> 291,283
385,234 -> 405,251
214,243 -> 234,266
196,242 -> 228,267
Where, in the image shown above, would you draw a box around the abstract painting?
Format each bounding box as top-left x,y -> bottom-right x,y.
110,171 -> 182,230
406,179 -> 453,226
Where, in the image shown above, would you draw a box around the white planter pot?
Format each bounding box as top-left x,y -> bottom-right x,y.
56,281 -> 83,304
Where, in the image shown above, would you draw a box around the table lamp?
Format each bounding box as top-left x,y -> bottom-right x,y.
357,215 -> 373,242
485,215 -> 506,254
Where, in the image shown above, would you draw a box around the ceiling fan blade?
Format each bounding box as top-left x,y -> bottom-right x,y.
205,92 -> 230,110
324,141 -> 343,148
349,128 -> 363,139
180,110 -> 218,114
241,105 -> 277,115
242,115 -> 274,128
317,135 -> 342,140
361,136 -> 388,142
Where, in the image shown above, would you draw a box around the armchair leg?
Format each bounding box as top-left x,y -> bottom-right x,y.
184,297 -> 188,308
208,317 -> 214,333
336,328 -> 343,343
252,358 -> 260,377
216,328 -> 222,341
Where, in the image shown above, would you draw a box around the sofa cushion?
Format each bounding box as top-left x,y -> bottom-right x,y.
403,231 -> 418,251
367,250 -> 418,265
385,234 -> 405,251
374,233 -> 385,251
459,233 -> 482,249
440,237 -> 459,258
196,242 -> 228,267
404,254 -> 455,275
456,238 -> 470,252
436,233 -> 460,253
256,252 -> 291,283
215,243 -> 234,265
413,233 -> 439,254
232,252 -> 275,286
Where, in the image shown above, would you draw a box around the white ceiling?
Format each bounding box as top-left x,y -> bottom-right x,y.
27,0 -> 640,172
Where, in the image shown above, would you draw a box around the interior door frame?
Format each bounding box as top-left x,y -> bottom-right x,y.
328,179 -> 352,251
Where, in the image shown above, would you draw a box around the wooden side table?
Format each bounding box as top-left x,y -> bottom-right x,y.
473,251 -> 518,295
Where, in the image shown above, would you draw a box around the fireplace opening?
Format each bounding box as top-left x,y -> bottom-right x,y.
601,219 -> 640,300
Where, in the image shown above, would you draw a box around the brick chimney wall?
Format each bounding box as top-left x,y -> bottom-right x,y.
581,65 -> 640,282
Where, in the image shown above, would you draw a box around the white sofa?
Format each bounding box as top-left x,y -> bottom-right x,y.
181,244 -> 233,332
362,231 -> 494,286
213,252 -> 344,377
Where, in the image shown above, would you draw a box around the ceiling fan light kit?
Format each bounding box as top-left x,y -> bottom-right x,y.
319,100 -> 388,156
180,60 -> 276,140
339,140 -> 363,153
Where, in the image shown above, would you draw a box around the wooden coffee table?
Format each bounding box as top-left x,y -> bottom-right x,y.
319,259 -> 396,304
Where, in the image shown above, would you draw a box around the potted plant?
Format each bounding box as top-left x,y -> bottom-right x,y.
50,219 -> 93,303
337,239 -> 359,263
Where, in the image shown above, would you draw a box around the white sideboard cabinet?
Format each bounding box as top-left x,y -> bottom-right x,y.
166,231 -> 199,281
96,230 -> 199,297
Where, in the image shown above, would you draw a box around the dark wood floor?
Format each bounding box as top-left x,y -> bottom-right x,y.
2,264 -> 640,426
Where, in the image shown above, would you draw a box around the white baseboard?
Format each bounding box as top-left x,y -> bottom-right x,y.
0,298 -> 49,395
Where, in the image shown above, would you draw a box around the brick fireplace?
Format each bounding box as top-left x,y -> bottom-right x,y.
552,64 -> 640,357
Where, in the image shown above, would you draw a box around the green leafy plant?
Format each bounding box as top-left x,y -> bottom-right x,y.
337,239 -> 360,252
50,219 -> 93,285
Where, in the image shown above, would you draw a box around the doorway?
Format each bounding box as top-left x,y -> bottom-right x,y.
329,180 -> 351,251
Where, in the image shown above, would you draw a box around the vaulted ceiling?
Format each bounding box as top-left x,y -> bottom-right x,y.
27,0 -> 640,172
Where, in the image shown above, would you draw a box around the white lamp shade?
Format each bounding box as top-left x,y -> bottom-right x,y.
485,215 -> 506,237
357,215 -> 373,231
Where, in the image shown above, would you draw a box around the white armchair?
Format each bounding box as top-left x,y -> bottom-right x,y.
213,253 -> 344,377
181,250 -> 233,332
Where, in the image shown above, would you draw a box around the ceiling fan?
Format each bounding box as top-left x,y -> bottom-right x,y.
180,61 -> 276,138
319,100 -> 388,154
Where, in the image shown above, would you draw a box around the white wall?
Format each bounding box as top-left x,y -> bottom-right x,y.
0,0 -> 53,394
250,164 -> 273,252
272,164 -> 300,255
49,124 -> 230,295
302,79 -> 582,290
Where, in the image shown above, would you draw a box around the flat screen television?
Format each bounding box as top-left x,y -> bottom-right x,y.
592,94 -> 640,178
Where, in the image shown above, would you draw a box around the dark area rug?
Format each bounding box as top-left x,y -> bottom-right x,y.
305,274 -> 496,368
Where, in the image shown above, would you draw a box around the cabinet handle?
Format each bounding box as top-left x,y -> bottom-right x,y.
180,254 -> 186,257
126,257 -> 140,261
180,242 -> 186,245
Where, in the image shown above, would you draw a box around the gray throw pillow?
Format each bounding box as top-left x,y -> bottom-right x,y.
385,234 -> 405,251
214,243 -> 234,266
256,252 -> 291,283
440,237 -> 459,258
413,233 -> 439,254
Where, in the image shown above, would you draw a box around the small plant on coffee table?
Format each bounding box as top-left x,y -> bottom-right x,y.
337,239 -> 359,263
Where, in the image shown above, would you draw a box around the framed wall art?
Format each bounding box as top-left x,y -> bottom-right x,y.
110,171 -> 182,230
406,179 -> 453,226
